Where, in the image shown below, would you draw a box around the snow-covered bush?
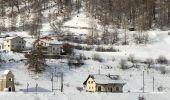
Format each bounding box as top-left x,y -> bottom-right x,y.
76,87 -> 83,92
133,33 -> 149,44
95,46 -> 119,52
156,55 -> 168,64
128,54 -> 135,63
138,96 -> 146,100
119,59 -> 129,69
92,54 -> 103,62
145,58 -> 154,68
157,86 -> 165,92
159,66 -> 168,74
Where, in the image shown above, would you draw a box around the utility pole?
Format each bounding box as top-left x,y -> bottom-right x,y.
51,72 -> 54,92
153,71 -> 155,92
61,72 -> 63,92
27,83 -> 29,92
143,71 -> 145,93
36,83 -> 38,94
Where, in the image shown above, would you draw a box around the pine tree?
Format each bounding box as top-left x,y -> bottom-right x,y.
26,43 -> 46,73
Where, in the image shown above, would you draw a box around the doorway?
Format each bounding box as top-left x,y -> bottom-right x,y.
98,86 -> 101,92
8,87 -> 12,92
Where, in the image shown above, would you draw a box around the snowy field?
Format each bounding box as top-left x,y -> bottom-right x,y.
1,4 -> 170,100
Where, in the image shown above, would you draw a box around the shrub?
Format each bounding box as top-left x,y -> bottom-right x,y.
128,54 -> 135,63
92,54 -> 103,62
156,55 -> 168,64
95,46 -> 119,52
74,45 -> 83,50
157,86 -> 164,92
119,59 -> 128,69
76,87 -> 83,92
159,66 -> 167,74
145,58 -> 154,68
134,33 -> 149,44
138,96 -> 146,100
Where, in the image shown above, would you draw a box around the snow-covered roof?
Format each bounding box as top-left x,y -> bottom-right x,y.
3,70 -> 10,75
5,36 -> 24,40
40,40 -> 62,45
84,74 -> 125,85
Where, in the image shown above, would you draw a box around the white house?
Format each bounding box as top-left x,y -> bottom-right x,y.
0,36 -> 26,51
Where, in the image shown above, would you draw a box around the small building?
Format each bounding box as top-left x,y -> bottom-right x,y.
0,36 -> 26,51
83,74 -> 125,93
0,70 -> 15,92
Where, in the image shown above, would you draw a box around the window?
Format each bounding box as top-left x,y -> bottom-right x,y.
98,86 -> 101,92
116,87 -> 119,91
91,81 -> 93,84
8,45 -> 10,47
88,81 -> 90,84
22,41 -> 24,44
23,46 -> 24,48
89,87 -> 91,89
9,78 -> 12,81
19,41 -> 21,43
7,40 -> 9,43
92,87 -> 93,89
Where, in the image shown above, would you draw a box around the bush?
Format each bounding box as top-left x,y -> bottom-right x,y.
133,33 -> 149,44
138,96 -> 146,100
156,55 -> 168,64
159,66 -> 168,74
128,54 -> 135,63
76,87 -> 83,92
145,58 -> 154,68
62,43 -> 74,55
119,59 -> 128,69
74,45 -> 83,50
92,54 -> 103,62
95,46 -> 119,52
157,86 -> 164,92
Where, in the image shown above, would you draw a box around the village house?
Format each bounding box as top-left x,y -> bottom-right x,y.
0,36 -> 26,51
83,74 -> 125,93
33,38 -> 63,55
0,70 -> 15,92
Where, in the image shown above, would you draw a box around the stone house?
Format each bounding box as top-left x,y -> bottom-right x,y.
0,70 -> 15,92
83,74 -> 125,93
0,36 -> 26,51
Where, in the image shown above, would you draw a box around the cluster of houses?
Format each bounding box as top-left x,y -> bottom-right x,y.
0,36 -> 126,93
0,70 -> 125,93
0,36 -> 63,56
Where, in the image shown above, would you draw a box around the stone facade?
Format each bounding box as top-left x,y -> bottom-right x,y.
0,70 -> 15,92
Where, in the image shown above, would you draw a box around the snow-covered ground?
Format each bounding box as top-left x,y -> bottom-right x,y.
1,4 -> 170,100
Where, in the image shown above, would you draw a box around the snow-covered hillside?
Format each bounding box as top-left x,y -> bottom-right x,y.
0,1 -> 170,100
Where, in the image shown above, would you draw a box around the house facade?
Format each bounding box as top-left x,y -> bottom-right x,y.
33,39 -> 62,55
0,70 -> 15,92
83,74 -> 125,93
0,36 -> 26,51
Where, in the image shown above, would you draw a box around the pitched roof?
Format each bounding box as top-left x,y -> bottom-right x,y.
3,70 -> 10,75
83,74 -> 125,85
33,39 -> 62,46
6,36 -> 24,40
